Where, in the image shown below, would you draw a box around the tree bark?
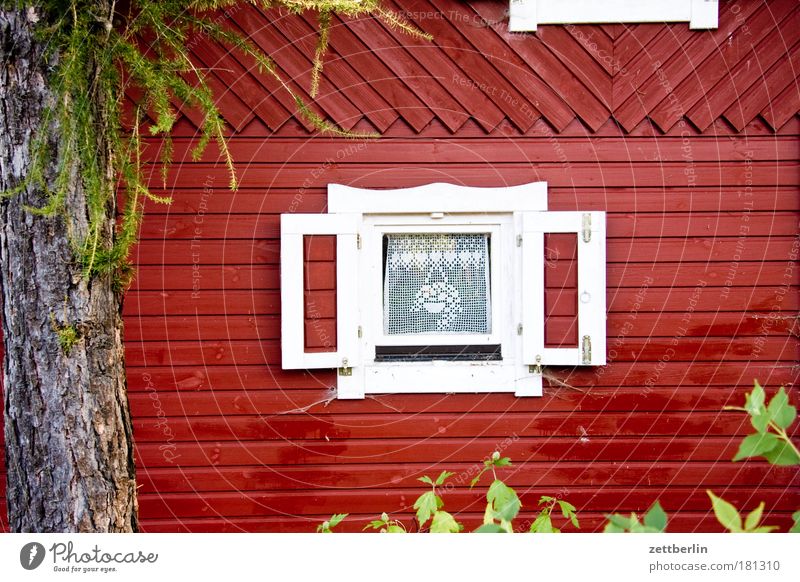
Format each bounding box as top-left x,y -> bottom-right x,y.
0,5 -> 138,532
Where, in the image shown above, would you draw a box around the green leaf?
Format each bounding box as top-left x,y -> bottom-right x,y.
744,502 -> 765,531
789,511 -> 800,533
708,491 -> 743,532
762,442 -> 800,466
603,521 -> 625,533
607,514 -> 634,529
569,512 -> 580,529
530,513 -> 555,533
643,501 -> 668,532
385,525 -> 405,533
733,432 -> 780,462
434,470 -> 455,486
748,525 -> 779,533
746,381 -> 766,413
430,510 -> 462,533
766,387 -> 797,430
474,523 -> 506,533
418,475 -> 434,486
328,513 -> 347,528
413,491 -> 439,527
494,457 -> 512,467
363,520 -> 385,530
487,479 -> 521,522
557,499 -> 577,518
483,502 -> 495,525
538,495 -> 554,505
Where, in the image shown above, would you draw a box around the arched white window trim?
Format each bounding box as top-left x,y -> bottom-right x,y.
281,182 -> 607,399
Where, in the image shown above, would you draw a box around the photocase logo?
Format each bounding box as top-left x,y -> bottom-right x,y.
20,542 -> 46,570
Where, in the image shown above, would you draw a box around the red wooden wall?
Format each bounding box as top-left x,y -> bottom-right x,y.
2,0 -> 799,532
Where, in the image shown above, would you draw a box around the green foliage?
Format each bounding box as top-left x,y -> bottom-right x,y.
469,450 -> 512,488
790,511 -> 800,533
706,492 -> 777,533
363,512 -> 405,533
5,0 -> 424,284
413,471 -> 463,532
728,381 -> 800,466
530,497 -> 580,533
603,502 -> 668,533
316,513 -> 347,533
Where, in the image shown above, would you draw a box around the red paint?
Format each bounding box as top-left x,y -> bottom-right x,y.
1,0 -> 799,533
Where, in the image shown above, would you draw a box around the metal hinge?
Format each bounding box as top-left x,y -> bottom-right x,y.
356,234 -> 362,249
582,214 -> 591,243
528,355 -> 542,375
517,323 -> 523,336
516,234 -> 523,247
357,326 -> 362,338
582,335 -> 591,364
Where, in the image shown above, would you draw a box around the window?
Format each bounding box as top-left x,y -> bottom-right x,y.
280,182 -> 606,399
508,0 -> 718,31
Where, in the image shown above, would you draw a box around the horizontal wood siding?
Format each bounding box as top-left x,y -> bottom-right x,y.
1,0 -> 799,533
115,119 -> 798,533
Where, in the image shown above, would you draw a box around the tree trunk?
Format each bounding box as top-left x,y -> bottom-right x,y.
0,5 -> 138,532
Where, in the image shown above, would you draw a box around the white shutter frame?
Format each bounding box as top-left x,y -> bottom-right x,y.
521,211 -> 606,366
280,213 -> 360,371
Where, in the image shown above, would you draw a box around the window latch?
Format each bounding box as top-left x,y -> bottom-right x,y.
529,355 -> 542,375
582,335 -> 591,364
338,357 -> 352,376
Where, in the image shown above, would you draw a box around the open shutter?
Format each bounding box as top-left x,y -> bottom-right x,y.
521,211 -> 606,366
281,213 -> 360,372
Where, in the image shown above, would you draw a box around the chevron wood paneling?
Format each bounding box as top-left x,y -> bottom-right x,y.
126,0 -> 799,135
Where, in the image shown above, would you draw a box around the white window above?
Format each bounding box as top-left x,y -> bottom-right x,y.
280,182 -> 607,399
508,0 -> 718,31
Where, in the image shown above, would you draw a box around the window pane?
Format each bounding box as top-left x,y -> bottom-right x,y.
384,233 -> 491,335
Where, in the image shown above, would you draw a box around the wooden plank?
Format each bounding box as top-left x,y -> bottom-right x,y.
435,0 -> 583,131
131,236 -> 799,265
126,386 -> 795,418
266,7 -> 399,132
649,4 -> 798,132
143,136 -> 800,164
389,0 -> 540,132
134,512 -> 800,533
134,463 -> 797,494
128,436 -> 791,467
319,10 -> 435,132
138,212 -> 800,240
191,36 -> 303,131
154,162 -> 800,189
128,261 -> 800,292
614,23 -> 665,71
563,24 -> 616,75
129,410 -> 795,440
761,77 -> 800,132
123,334 -> 797,366
613,1 -> 765,131
113,361 -> 800,391
124,311 -> 797,342
370,9 -> 506,132
685,8 -> 800,132
138,186 -> 800,215
467,0 -> 604,130
338,12 -> 469,132
723,40 -> 800,131
230,5 -> 362,131
124,285 -> 800,316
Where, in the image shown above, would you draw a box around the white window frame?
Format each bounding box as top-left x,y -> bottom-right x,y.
509,0 -> 718,32
280,182 -> 606,399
